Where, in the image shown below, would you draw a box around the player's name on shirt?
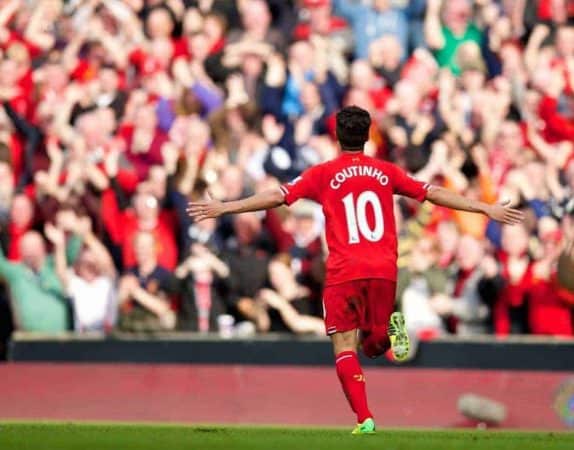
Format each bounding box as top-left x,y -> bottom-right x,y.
330,165 -> 390,190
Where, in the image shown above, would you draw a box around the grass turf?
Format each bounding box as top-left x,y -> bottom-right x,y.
1,423 -> 573,450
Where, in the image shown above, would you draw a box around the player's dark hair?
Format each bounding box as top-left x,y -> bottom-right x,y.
336,106 -> 371,151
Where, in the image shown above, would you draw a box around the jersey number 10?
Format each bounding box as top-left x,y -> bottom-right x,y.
342,191 -> 384,244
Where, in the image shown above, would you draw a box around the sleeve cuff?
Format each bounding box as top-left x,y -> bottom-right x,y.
279,185 -> 291,205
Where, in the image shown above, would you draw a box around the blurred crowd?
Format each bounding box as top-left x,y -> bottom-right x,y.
0,0 -> 574,345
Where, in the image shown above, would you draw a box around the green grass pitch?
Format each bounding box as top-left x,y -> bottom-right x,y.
1,423 -> 573,450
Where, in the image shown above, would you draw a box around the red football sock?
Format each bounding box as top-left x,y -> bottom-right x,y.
361,330 -> 390,359
335,351 -> 372,423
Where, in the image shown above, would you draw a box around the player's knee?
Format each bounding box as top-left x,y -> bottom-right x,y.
331,329 -> 359,355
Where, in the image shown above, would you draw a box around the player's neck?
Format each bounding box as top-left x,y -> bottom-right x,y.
341,149 -> 364,155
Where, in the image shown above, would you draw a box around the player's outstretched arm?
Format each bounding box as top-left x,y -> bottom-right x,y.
186,188 -> 285,222
425,186 -> 524,225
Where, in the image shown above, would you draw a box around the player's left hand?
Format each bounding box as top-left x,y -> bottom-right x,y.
485,199 -> 525,225
186,192 -> 225,222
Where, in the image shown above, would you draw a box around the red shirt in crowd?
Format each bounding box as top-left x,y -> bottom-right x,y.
493,253 -> 531,335
6,220 -> 31,261
128,37 -> 186,77
280,152 -> 429,286
101,189 -> 178,270
1,31 -> 41,58
120,209 -> 178,271
493,253 -> 573,336
537,0 -> 574,21
118,124 -> 168,181
7,134 -> 24,184
529,272 -> 573,336
538,95 -> 574,143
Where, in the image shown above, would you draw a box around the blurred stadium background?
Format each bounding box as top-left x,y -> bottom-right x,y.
1,0 -> 574,435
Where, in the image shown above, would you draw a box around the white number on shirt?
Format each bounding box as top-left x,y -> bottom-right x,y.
342,191 -> 384,244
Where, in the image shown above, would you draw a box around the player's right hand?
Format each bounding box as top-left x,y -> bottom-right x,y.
485,200 -> 525,225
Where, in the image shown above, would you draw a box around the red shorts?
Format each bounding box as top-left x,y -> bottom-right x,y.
322,278 -> 397,336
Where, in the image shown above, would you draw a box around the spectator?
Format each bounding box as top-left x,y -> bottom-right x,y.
348,59 -> 392,121
118,104 -> 169,181
425,0 -> 484,75
117,231 -> 177,332
369,35 -> 405,88
264,200 -> 324,303
435,220 -> 460,269
45,216 -> 117,333
398,236 -> 449,338
447,234 -> 491,335
294,1 -> 350,82
104,150 -> 178,271
528,217 -> 573,336
222,212 -> 273,332
175,238 -> 230,332
493,224 -> 532,335
295,0 -> 349,43
0,220 -> 81,332
334,0 -> 409,60
259,254 -> 324,335
228,0 -> 286,51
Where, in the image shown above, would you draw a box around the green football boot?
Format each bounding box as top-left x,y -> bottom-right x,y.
351,418 -> 376,435
388,311 -> 410,362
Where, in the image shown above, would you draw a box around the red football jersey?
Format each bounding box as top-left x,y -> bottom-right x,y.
280,152 -> 430,286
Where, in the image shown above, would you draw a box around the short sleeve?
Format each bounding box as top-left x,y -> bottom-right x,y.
391,164 -> 430,202
66,271 -> 85,299
279,166 -> 322,205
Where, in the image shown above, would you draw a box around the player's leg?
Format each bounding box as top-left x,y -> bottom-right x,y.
323,281 -> 375,434
360,279 -> 410,361
331,330 -> 375,434
360,327 -> 390,359
360,279 -> 393,359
